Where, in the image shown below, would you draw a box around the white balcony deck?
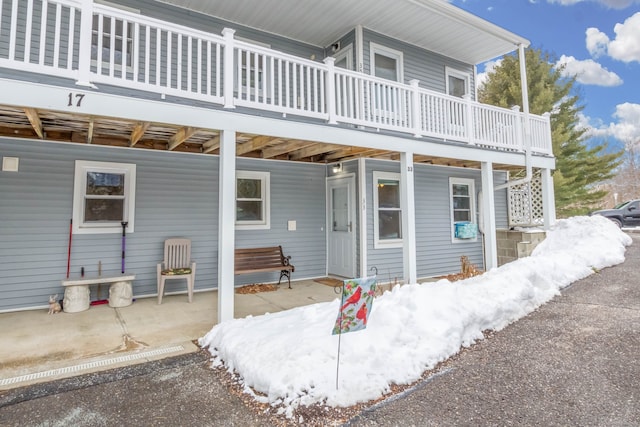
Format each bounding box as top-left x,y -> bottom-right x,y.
0,0 -> 552,157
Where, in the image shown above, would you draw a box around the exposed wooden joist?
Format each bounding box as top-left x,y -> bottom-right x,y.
236,135 -> 278,155
168,126 -> 197,151
87,118 -> 94,144
202,136 -> 220,154
288,143 -> 343,160
23,108 -> 43,139
338,148 -> 391,162
261,140 -> 315,159
324,146 -> 373,161
130,122 -> 150,147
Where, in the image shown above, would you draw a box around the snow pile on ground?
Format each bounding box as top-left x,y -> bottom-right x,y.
199,215 -> 632,417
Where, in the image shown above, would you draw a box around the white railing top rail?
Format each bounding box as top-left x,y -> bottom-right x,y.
92,3 -> 226,44
234,39 -> 324,70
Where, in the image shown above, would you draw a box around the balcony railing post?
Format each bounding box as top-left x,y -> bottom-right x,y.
222,28 -> 236,109
409,79 -> 422,138
323,57 -> 337,124
542,112 -> 552,154
76,0 -> 96,87
463,94 -> 474,144
511,105 -> 524,151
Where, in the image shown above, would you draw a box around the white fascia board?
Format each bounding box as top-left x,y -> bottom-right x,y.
0,78 -> 554,170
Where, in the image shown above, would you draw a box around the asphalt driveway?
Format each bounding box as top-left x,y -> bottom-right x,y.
1,234 -> 638,427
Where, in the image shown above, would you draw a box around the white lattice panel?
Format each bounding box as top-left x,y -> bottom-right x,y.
508,174 -> 544,227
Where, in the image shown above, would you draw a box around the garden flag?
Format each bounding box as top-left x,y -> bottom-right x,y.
332,276 -> 377,335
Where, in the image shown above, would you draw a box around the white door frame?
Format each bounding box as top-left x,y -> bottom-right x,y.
326,174 -> 357,278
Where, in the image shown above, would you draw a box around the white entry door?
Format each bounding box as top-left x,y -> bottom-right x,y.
327,176 -> 356,278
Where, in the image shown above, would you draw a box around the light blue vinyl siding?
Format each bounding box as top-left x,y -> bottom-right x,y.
362,28 -> 475,97
234,158 -> 327,285
0,138 -> 218,310
366,160 -> 508,282
0,138 -> 328,311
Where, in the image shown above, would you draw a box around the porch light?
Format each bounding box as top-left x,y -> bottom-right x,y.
332,163 -> 342,174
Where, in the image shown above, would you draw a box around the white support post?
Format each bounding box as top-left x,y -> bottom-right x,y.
324,57 -> 337,124
75,0 -> 96,88
541,168 -> 556,230
217,129 -> 236,322
409,80 -> 422,138
400,152 -> 417,284
222,28 -> 236,109
481,162 -> 498,271
358,158 -> 368,277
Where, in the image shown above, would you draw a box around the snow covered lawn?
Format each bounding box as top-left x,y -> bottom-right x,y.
199,216 -> 632,418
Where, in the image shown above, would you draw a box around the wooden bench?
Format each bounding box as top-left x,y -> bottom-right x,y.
234,246 -> 295,288
61,273 -> 135,313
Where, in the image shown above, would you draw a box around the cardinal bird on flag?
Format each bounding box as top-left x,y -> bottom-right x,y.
332,276 -> 376,335
340,286 -> 362,311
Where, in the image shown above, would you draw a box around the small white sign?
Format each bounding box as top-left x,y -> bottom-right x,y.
288,220 -> 296,231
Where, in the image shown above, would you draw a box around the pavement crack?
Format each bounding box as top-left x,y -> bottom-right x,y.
110,308 -> 148,353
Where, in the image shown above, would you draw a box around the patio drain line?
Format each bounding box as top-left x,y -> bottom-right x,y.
0,345 -> 185,387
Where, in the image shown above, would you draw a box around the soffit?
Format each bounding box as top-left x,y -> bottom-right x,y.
157,0 -> 529,64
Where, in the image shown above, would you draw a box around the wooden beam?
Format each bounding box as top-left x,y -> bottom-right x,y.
168,126 -> 197,151
129,122 -> 150,147
202,136 -> 220,154
288,143 -> 343,160
87,118 -> 94,144
236,135 -> 278,155
23,108 -> 43,139
261,140 -> 314,159
338,149 -> 392,162
324,146 -> 372,161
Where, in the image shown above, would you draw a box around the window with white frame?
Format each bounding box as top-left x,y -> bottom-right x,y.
445,67 -> 471,98
370,43 -> 403,82
236,171 -> 270,229
449,177 -> 477,241
373,171 -> 402,248
72,160 -> 136,234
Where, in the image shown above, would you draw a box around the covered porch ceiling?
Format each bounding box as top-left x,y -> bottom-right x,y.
0,105 -> 526,171
157,0 -> 530,64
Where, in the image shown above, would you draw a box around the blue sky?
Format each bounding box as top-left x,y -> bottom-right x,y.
451,0 -> 640,151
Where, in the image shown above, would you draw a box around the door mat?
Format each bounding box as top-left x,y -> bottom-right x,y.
314,278 -> 344,288
235,283 -> 278,294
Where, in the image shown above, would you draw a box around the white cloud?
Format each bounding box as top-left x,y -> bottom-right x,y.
475,59 -> 501,90
608,12 -> 640,62
585,13 -> 640,62
586,103 -> 640,143
586,28 -> 610,57
556,55 -> 623,86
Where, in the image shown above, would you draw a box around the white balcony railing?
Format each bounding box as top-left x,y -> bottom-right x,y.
0,0 -> 553,156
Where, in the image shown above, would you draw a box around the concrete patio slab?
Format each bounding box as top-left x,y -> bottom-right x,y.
0,279 -> 340,390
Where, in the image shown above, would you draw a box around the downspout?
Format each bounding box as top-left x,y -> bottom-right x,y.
494,43 -> 532,191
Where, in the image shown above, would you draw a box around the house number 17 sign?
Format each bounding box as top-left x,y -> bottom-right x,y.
67,93 -> 85,107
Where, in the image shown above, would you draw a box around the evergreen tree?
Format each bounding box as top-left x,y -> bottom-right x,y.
478,48 -> 622,217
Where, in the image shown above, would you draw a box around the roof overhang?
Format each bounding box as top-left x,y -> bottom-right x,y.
157,0 -> 529,64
